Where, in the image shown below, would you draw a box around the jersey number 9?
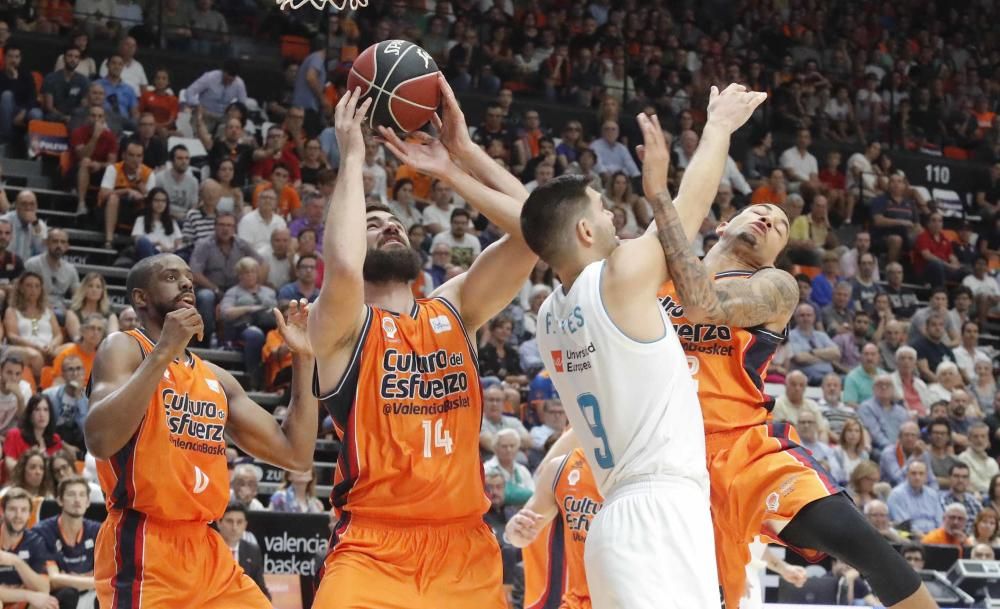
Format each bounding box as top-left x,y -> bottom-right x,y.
577,393 -> 615,469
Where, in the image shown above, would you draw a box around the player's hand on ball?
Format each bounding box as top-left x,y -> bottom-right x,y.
378,127 -> 455,180
334,88 -> 373,159
706,83 -> 767,133
158,308 -> 204,360
433,74 -> 474,153
275,299 -> 312,356
505,509 -> 545,546
635,112 -> 669,199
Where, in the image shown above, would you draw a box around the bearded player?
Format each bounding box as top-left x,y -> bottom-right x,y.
308,80 -> 537,608
645,111 -> 938,609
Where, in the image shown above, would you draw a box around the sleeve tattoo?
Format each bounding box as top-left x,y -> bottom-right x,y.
651,191 -> 798,328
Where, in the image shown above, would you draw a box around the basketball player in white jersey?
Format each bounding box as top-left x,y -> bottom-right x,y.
515,84 -> 766,609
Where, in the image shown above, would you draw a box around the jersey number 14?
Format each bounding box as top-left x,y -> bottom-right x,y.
422,419 -> 454,458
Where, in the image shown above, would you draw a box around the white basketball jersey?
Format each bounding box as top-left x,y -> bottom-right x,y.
536,260 -> 708,495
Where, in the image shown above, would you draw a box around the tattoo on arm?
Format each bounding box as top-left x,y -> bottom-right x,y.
651,191 -> 798,327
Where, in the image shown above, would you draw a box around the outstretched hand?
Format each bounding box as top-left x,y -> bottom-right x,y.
378,127 -> 456,180
432,73 -> 474,154
706,83 -> 768,133
275,298 -> 312,356
334,88 -> 373,160
635,112 -> 670,199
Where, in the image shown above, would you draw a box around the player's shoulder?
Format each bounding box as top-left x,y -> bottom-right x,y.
21,528 -> 48,549
31,516 -> 58,539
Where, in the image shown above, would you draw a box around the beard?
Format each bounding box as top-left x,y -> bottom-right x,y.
363,247 -> 421,284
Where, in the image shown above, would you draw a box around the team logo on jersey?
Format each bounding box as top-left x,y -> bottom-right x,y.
429,315 -> 452,334
551,351 -> 564,372
193,466 -> 210,494
765,492 -> 780,513
206,379 -> 221,394
163,370 -> 171,381
382,316 -> 398,340
567,468 -> 581,486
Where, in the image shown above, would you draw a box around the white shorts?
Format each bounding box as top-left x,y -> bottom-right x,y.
584,475 -> 720,609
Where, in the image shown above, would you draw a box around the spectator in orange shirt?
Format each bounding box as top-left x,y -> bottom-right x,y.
139,68 -> 179,137
395,161 -> 433,203
973,96 -> 996,140
921,503 -> 969,548
262,302 -> 293,392
252,163 -> 301,218
51,314 -> 106,387
750,168 -> 788,206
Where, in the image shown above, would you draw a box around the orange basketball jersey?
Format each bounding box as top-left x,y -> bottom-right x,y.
317,297 -> 488,525
658,270 -> 786,434
94,329 -> 231,522
524,448 -> 603,609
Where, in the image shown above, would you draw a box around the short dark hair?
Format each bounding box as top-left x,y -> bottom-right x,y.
901,542 -> 925,560
520,174 -> 592,264
223,501 -> 247,518
1,355 -> 23,371
393,178 -> 413,200
4,43 -> 20,55
297,253 -> 318,268
222,58 -> 241,78
929,286 -> 948,298
952,285 -> 973,300
928,417 -> 952,435
451,208 -> 471,221
794,273 -> 812,284
169,144 -> 188,162
949,462 -> 970,476
57,476 -> 90,500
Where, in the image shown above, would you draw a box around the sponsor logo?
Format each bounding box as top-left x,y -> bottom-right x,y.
163,370 -> 171,381
193,466 -> 210,494
382,316 -> 398,340
162,388 -> 226,448
380,349 -> 469,401
415,47 -> 433,69
429,315 -> 452,334
765,492 -> 780,513
544,306 -> 585,335
562,494 -> 603,541
558,342 -> 597,373
205,379 -> 221,394
567,469 -> 581,486
383,40 -> 406,55
551,350 -> 564,372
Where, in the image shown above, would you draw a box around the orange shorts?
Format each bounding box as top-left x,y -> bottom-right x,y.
313,515 -> 505,609
95,509 -> 269,609
707,422 -> 841,609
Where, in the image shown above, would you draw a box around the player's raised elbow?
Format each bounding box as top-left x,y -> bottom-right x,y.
681,302 -> 725,325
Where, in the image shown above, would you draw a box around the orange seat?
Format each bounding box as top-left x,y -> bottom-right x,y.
942,146 -> 970,160
39,365 -> 55,390
792,264 -> 822,280
280,35 -> 310,62
941,229 -> 959,243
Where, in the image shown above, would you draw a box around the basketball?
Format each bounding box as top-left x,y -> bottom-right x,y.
347,40 -> 441,133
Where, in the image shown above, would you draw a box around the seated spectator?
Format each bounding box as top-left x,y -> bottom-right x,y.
217,503 -> 269,598
41,45 -> 89,124
952,286 -> 975,329
3,395 -> 63,475
229,464 -> 265,512
927,420 -> 961,489
833,312 -> 870,372
484,430 -> 534,506
262,229 -> 294,291
921,503 -> 969,548
191,213 -> 260,347
42,354 -> 88,455
864,499 -> 905,544
288,193 -> 325,251
419,181 -> 457,235
0,355 -> 32,435
880,420 -> 935,487
300,139 -> 330,187
483,467 -> 513,542
751,169 -> 788,207
843,343 -> 885,406
214,160 -> 245,215
7,448 -> 52,511
0,217 -> 25,296
877,318 -> 905,372
787,195 -> 831,266
810,251 -> 841,310
182,180 -> 222,248
962,257 -> 1000,327
846,142 -> 883,204
24,229 -> 79,314
929,364 -> 970,407
528,398 -> 567,453
954,321 -> 991,386
771,370 -> 827,435
779,128 -> 821,197
220,257 -> 276,390
901,543 -> 926,571
206,119 -> 254,189
132,188 -> 182,260
97,54 -> 138,128
0,487 -> 55,608
155,145 -> 198,222
52,314 -> 105,387
277,255 -> 320,306
912,312 -> 957,383
98,139 -> 155,248
268,469 -> 324,513
605,172 -> 650,235
125,113 -> 168,171
0,44 -> 42,145
190,0 -> 230,55
479,315 -> 526,385
787,303 -> 840,385
858,374 -> 912,455
939,463 -> 981,522
968,508 -> 1000,549
97,36 -> 146,95
479,383 -> 531,460
887,461 -> 942,537
883,262 -> 919,320
251,164 -> 301,219
870,173 -> 920,264
64,273 -> 118,344
958,423 -> 998,496
822,281 -> 855,336
431,209 -> 481,268
892,345 -> 934,417
238,188 -> 287,256
4,272 -> 63,380
913,212 -> 967,288
70,103 -> 118,215
819,373 -> 857,436
252,126 -> 301,186
850,253 -> 883,315
261,305 -> 292,392
796,409 -> 837,475
34,476 -> 100,608
292,229 -> 323,283
139,68 -> 179,137
840,232 -> 880,283
187,59 -> 247,133
589,121 -> 639,179
971,361 -> 996,414
832,418 -> 869,485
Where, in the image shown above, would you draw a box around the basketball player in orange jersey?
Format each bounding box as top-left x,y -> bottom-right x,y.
308,80 -> 537,608
638,112 -> 937,609
83,254 -> 317,609
506,447 -> 603,609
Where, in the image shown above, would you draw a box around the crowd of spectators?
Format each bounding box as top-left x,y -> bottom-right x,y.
0,0 -> 999,605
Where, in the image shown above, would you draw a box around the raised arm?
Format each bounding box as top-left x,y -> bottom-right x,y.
309,90 -> 372,379
504,455 -> 565,548
85,309 -> 203,459
220,300 -> 316,472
